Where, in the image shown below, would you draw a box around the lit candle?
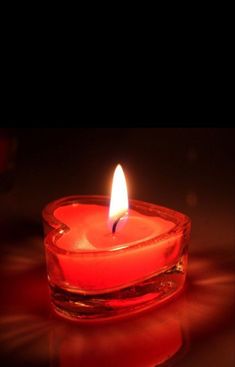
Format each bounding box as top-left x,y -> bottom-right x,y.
43,165 -> 191,321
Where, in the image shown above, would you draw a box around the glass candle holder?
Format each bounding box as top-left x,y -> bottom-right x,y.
42,196 -> 191,321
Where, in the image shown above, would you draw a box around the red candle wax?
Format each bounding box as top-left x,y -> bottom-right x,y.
51,203 -> 180,292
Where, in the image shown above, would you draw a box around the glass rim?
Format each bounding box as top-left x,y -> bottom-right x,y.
42,195 -> 191,256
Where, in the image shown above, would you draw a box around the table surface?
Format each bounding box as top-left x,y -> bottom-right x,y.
0,128 -> 234,367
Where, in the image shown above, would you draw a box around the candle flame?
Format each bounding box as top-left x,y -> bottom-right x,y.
109,164 -> 128,222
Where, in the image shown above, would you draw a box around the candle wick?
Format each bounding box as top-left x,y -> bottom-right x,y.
112,217 -> 121,234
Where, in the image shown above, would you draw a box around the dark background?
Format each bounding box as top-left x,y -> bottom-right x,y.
2,128 -> 235,214
0,128 -> 234,366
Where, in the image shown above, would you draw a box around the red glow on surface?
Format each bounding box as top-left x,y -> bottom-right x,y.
1,248 -> 235,366
56,318 -> 183,367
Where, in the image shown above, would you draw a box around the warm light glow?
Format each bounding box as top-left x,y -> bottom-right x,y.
109,164 -> 128,221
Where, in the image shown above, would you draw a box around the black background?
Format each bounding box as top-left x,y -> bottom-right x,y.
6,127 -> 235,211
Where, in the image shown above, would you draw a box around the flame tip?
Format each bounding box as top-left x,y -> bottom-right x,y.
109,164 -> 129,221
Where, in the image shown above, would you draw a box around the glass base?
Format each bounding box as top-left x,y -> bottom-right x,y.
50,255 -> 187,321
